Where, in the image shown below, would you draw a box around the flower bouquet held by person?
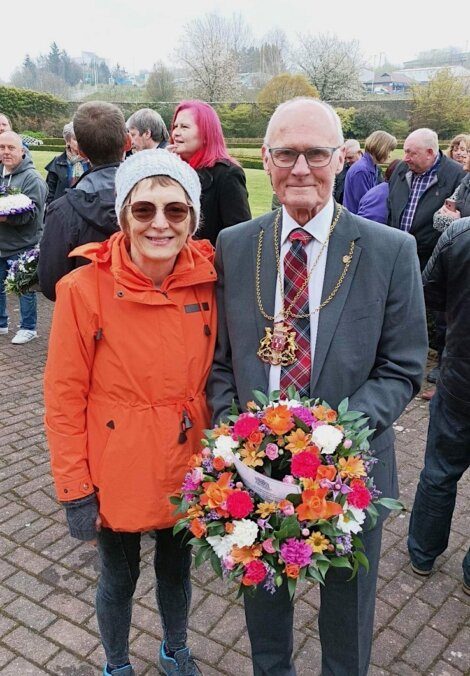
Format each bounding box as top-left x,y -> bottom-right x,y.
4,245 -> 39,294
172,389 -> 402,598
0,181 -> 35,217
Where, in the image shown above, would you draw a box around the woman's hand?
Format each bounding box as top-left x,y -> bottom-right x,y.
439,204 -> 461,220
88,514 -> 102,547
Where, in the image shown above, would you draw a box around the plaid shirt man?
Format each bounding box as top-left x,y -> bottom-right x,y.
400,155 -> 441,232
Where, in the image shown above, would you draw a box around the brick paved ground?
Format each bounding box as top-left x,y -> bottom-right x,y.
0,294 -> 469,675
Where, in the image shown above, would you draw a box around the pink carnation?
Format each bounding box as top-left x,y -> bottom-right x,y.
226,490 -> 254,518
232,413 -> 260,440
262,538 -> 276,553
280,538 -> 313,567
348,482 -> 372,509
242,559 -> 267,585
291,451 -> 321,479
265,443 -> 279,460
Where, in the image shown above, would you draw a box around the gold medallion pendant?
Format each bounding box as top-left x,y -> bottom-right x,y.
257,321 -> 297,366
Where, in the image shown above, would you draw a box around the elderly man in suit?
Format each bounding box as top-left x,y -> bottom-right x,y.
207,98 -> 428,676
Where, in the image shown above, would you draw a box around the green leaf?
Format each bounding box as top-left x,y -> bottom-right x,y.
275,575 -> 284,588
270,390 -> 281,401
286,385 -> 301,401
307,566 -> 326,585
329,557 -> 352,569
169,495 -> 182,505
227,415 -> 239,422
292,415 -> 310,433
252,389 -> 269,406
287,576 -> 297,599
337,398 -> 349,416
376,498 -> 404,511
229,399 -> 240,416
348,557 -> 359,581
173,520 -> 189,535
210,552 -> 222,577
274,515 -> 301,540
317,560 -> 330,579
206,522 -> 225,535
354,550 -> 370,573
339,411 -> 366,422
194,545 -> 212,568
285,492 -> 302,506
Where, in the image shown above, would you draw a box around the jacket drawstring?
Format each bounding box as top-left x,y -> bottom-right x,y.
94,261 -> 104,340
175,401 -> 193,444
194,287 -> 211,337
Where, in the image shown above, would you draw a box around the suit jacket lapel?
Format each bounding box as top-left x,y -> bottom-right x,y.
252,210 -> 280,382
310,208 -> 362,393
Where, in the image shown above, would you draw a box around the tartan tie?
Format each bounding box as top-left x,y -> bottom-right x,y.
280,228 -> 313,398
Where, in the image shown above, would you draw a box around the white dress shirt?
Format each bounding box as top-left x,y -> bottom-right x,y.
268,199 -> 334,395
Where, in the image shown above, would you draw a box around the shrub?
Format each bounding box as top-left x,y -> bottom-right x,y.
0,86 -> 68,129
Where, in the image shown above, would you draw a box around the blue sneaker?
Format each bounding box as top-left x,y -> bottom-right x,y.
159,642 -> 202,675
102,664 -> 134,675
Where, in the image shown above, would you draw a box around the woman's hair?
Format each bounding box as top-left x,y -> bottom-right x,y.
120,175 -> 197,236
171,100 -> 238,170
385,159 -> 400,182
62,122 -> 75,142
364,130 -> 397,164
445,133 -> 470,159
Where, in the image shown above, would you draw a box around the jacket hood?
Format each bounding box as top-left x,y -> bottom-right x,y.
70,231 -> 216,293
65,187 -> 118,236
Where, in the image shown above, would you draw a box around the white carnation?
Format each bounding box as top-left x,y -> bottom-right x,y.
231,519 -> 259,548
213,435 -> 238,463
337,504 -> 365,534
207,534 -> 234,559
311,424 -> 343,455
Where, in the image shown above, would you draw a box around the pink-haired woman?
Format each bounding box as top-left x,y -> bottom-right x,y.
170,100 -> 251,245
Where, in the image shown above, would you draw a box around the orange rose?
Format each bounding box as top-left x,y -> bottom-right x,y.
212,456 -> 226,472
248,430 -> 264,446
189,518 -> 206,538
316,465 -> 337,482
296,488 -> 343,521
188,453 -> 203,468
262,405 -> 295,436
200,472 -> 233,510
285,563 -> 300,579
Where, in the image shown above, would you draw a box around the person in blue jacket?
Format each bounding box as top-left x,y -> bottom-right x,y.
344,130 -> 396,214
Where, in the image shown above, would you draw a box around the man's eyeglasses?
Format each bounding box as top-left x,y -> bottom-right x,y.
124,201 -> 190,223
267,146 -> 341,168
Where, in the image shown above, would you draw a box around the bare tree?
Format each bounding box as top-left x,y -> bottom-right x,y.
292,33 -> 364,100
146,62 -> 175,101
176,12 -> 252,101
260,29 -> 289,77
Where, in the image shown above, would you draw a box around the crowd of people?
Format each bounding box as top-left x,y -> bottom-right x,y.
0,99 -> 469,676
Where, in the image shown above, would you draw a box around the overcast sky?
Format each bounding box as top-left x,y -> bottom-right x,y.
1,0 -> 468,82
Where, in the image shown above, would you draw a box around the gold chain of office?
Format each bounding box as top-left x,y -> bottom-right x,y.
255,207 -> 355,321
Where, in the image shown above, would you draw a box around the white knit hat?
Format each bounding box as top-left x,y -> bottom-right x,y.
115,148 -> 201,228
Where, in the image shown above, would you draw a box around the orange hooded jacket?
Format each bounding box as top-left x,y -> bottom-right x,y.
44,231 -> 217,532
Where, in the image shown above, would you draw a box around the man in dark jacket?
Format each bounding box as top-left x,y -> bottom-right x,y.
0,131 -> 47,344
126,108 -> 169,152
408,217 -> 470,596
39,102 -> 127,301
388,128 -> 465,270
333,138 -> 362,204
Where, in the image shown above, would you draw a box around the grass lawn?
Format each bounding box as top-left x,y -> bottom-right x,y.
31,151 -> 274,218
31,148 -> 404,220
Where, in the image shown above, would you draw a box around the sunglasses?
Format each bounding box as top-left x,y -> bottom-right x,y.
124,201 -> 190,223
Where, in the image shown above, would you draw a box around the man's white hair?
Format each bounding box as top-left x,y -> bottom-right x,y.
344,139 -> 361,152
263,97 -> 344,146
406,128 -> 439,153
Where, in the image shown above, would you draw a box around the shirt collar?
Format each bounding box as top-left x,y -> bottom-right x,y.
281,198 -> 334,246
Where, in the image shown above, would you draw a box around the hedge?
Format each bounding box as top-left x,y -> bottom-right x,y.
0,86 -> 68,123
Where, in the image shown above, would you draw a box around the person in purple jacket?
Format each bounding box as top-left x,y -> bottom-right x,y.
343,130 -> 397,214
357,159 -> 400,224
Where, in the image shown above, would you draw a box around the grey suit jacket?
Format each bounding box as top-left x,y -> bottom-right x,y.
207,207 -> 428,465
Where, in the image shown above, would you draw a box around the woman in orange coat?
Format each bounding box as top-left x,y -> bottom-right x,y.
44,150 -> 216,676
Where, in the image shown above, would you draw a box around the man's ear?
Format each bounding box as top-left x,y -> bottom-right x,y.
261,145 -> 270,175
335,146 -> 346,175
77,144 -> 89,161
